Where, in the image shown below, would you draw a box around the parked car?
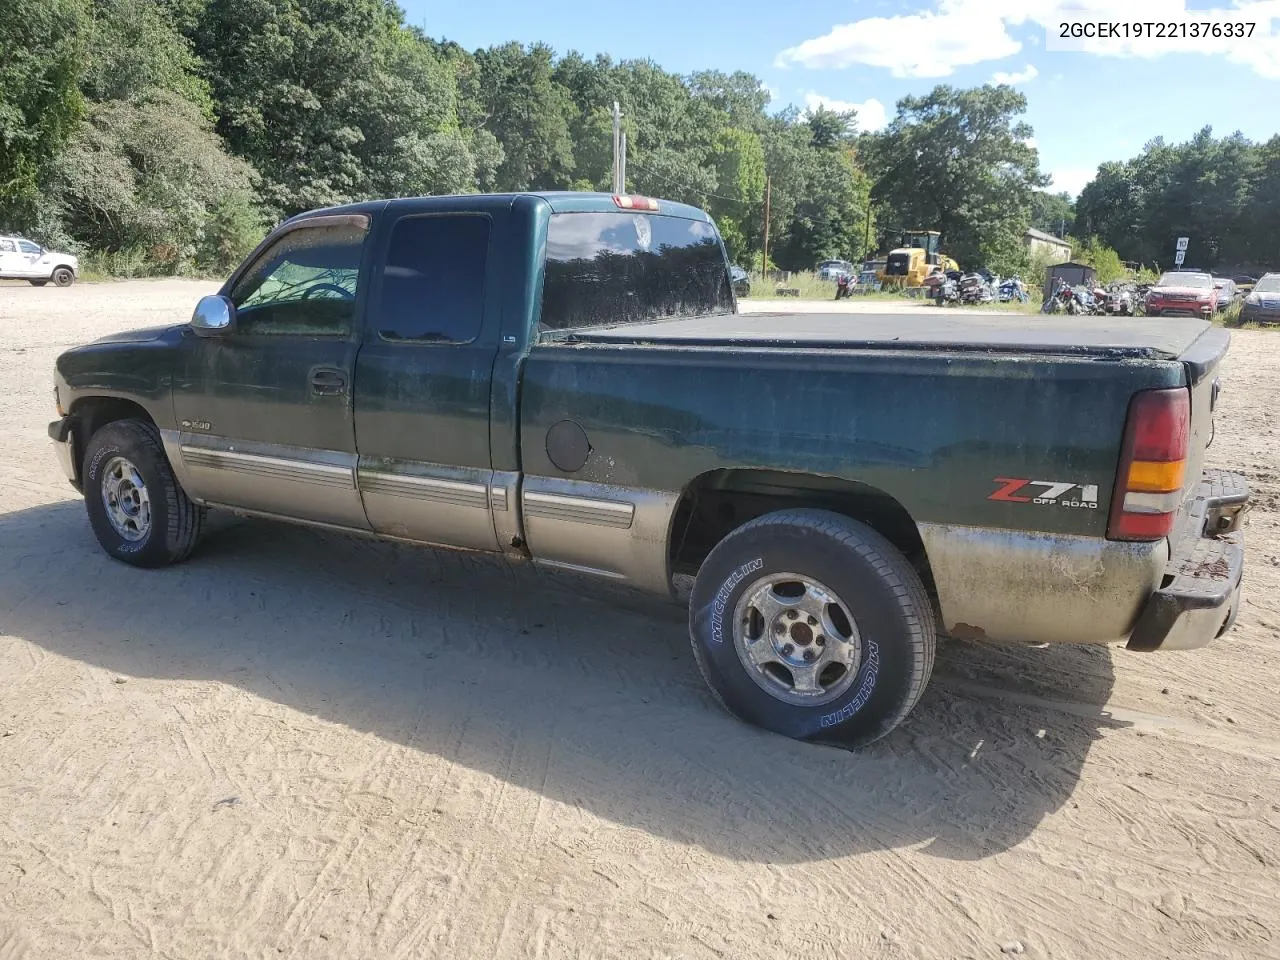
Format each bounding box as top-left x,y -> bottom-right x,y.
0,235 -> 79,286
1241,272 -> 1280,325
1212,277 -> 1238,311
48,191 -> 1249,748
729,265 -> 751,298
1145,271 -> 1216,317
817,259 -> 855,281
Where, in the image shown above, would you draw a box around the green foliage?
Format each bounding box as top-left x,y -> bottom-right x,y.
475,42 -> 576,191
1029,190 -> 1074,238
863,84 -> 1049,271
45,90 -> 259,266
81,0 -> 212,113
1073,236 -> 1127,284
0,0 -> 89,228
11,0 -> 1073,285
1075,128 -> 1278,270
197,191 -> 265,273
706,128 -> 765,264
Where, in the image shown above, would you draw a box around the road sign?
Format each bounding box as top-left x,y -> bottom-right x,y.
1174,250 -> 1186,267
1176,237 -> 1189,252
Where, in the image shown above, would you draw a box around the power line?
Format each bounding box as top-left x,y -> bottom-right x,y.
626,162 -> 765,207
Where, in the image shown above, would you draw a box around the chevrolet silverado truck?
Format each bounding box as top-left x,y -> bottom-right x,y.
48,192 -> 1250,747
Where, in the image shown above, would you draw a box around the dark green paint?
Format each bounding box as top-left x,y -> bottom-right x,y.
54,191 -> 1200,544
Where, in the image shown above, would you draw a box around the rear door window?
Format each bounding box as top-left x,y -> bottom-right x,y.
540,212 -> 732,332
371,214 -> 491,344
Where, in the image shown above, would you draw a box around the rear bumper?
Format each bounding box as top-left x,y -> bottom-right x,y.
1126,469 -> 1249,652
48,416 -> 80,490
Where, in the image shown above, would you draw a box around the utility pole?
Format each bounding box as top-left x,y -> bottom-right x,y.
864,202 -> 873,263
619,132 -> 627,193
760,176 -> 771,276
611,101 -> 623,194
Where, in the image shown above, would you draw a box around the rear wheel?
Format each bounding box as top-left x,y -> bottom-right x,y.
82,419 -> 204,567
688,509 -> 936,747
52,267 -> 74,287
28,279 -> 47,287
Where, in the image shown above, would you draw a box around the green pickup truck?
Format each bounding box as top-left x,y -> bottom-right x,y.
49,192 -> 1250,746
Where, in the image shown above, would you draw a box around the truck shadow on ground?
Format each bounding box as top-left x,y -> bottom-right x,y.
1,500 -> 1126,865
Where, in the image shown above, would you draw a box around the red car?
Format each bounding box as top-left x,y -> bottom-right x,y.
1145,271 -> 1216,318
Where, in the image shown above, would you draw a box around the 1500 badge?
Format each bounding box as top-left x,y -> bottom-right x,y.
989,477 -> 1099,509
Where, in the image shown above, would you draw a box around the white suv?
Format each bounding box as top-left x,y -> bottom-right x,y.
0,235 -> 79,287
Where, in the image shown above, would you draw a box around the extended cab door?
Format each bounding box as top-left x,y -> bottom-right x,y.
171,213 -> 372,529
352,200 -> 505,551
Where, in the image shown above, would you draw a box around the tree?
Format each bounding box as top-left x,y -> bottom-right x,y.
863,84 -> 1049,269
1029,190 -> 1074,238
1075,129 -> 1270,270
707,127 -> 766,264
44,89 -> 257,264
189,0 -> 478,214
0,0 -> 89,229
81,0 -> 212,112
474,42 -> 576,191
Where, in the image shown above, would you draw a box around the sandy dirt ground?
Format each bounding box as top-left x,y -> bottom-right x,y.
1,279 -> 1278,960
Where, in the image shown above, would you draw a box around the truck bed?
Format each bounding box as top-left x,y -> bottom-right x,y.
562,311 -> 1212,360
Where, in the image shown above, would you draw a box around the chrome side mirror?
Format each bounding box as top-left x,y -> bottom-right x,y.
191,294 -> 235,337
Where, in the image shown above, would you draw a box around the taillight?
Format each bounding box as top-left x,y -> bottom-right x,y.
613,195 -> 659,211
1107,387 -> 1190,541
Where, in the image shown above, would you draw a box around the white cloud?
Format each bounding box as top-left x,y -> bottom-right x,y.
777,0 -> 1280,79
991,63 -> 1038,84
1022,136 -> 1038,149
776,5 -> 1020,77
802,93 -> 890,132
1050,166 -> 1097,198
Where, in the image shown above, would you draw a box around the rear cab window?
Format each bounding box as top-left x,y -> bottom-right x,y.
539,211 -> 732,335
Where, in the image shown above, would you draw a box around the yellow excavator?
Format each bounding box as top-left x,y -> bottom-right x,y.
877,230 -> 960,288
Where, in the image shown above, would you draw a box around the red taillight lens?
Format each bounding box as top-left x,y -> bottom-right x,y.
613,195 -> 659,211
1108,387 -> 1191,542
1130,388 -> 1189,462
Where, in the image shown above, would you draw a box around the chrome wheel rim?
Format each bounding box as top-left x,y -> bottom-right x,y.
100,456 -> 151,542
732,573 -> 862,706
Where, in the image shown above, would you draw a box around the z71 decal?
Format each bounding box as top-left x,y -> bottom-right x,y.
989,477 -> 1099,509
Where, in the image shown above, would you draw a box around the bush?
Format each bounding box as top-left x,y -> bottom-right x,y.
197,192 -> 266,274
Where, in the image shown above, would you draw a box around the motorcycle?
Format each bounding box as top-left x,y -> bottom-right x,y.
1102,282 -> 1135,316
958,272 -> 992,304
1042,277 -> 1081,314
998,275 -> 1029,303
934,270 -> 962,306
834,273 -> 855,300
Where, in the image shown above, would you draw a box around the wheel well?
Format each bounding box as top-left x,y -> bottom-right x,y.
68,397 -> 154,482
668,469 -> 936,594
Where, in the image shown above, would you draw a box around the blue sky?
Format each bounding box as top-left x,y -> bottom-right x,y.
403,0 -> 1280,199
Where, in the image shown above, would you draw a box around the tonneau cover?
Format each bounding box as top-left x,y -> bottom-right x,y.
561,311 -> 1213,360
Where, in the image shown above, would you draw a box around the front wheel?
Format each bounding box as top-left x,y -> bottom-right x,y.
688,509 -> 936,747
52,267 -> 74,287
82,419 -> 205,567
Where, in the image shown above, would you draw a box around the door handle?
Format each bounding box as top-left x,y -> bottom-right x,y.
311,368 -> 347,396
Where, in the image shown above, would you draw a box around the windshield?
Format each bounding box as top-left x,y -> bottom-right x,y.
1157,272 -> 1212,289
540,212 -> 732,331
1255,276 -> 1280,293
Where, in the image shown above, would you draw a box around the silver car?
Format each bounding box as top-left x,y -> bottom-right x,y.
1241,273 -> 1280,325
817,259 -> 854,281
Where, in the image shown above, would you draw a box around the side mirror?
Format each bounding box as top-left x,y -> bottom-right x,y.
191,294 -> 235,337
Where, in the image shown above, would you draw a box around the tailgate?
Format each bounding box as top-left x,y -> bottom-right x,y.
1177,327 -> 1230,524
